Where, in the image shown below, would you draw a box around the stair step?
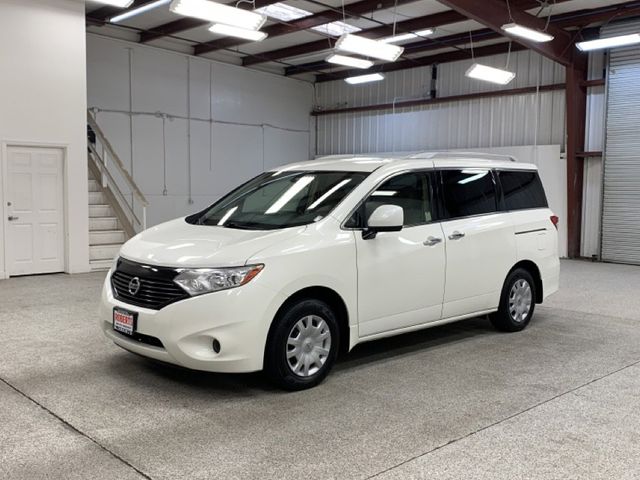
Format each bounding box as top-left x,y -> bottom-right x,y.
89,204 -> 114,218
90,230 -> 125,245
89,192 -> 106,205
88,179 -> 101,192
90,244 -> 122,261
90,217 -> 119,231
89,259 -> 114,271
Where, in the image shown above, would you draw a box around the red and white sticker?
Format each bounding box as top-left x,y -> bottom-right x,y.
113,309 -> 135,336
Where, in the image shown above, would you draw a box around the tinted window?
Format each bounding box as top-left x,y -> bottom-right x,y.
347,172 -> 432,228
440,169 -> 498,218
499,170 -> 548,210
190,170 -> 368,230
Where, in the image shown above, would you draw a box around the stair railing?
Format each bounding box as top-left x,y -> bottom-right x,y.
87,111 -> 149,234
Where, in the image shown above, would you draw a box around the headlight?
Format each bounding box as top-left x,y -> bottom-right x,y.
173,264 -> 264,296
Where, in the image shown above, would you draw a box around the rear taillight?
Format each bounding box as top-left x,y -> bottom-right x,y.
550,215 -> 559,230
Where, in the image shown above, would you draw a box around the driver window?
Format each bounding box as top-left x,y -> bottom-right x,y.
348,172 -> 432,228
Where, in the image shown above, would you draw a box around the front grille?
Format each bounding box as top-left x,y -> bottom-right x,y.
111,258 -> 189,310
114,330 -> 164,348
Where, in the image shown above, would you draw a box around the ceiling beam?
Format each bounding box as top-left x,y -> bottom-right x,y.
288,0 -> 640,76
193,0 -> 414,55
86,0 -> 151,24
316,41 -> 527,82
242,9 -> 468,66
139,0 -> 279,43
242,0 -> 572,67
435,0 -> 573,65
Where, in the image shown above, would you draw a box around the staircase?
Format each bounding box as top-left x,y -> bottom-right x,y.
88,170 -> 127,271
87,110 -> 149,271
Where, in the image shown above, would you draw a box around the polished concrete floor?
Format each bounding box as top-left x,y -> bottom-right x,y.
1,259 -> 640,479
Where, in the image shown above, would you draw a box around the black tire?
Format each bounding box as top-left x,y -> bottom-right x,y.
264,298 -> 340,391
490,268 -> 536,332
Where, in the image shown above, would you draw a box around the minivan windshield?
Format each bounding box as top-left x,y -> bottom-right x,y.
188,170 -> 368,230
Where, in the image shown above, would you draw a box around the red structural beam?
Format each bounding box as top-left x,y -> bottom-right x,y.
194,0 -> 415,55
312,83 -> 566,116
435,0 -> 573,65
243,0 -> 572,67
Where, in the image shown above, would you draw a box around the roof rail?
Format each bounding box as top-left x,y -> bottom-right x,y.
405,151 -> 517,162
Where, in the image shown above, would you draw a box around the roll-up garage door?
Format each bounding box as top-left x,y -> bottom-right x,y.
601,20 -> 640,264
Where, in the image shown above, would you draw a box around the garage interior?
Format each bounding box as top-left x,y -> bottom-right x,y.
1,0 -> 640,478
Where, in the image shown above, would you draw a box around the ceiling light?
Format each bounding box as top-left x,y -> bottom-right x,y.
576,33 -> 640,51
170,0 -> 266,30
209,23 -> 267,41
336,34 -> 404,62
465,63 -> 515,85
111,0 -> 170,22
326,54 -> 373,69
255,2 -> 311,21
501,23 -> 554,43
93,0 -> 134,6
382,28 -> 434,44
312,21 -> 361,37
345,73 -> 385,85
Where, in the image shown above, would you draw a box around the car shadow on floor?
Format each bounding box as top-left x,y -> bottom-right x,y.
107,314 -> 514,396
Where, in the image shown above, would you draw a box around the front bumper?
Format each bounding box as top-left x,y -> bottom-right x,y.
100,272 -> 287,373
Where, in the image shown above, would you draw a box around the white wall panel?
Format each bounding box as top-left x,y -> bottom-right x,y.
87,35 -> 314,227
315,50 -> 567,156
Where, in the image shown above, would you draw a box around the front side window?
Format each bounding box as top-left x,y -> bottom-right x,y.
347,172 -> 432,228
440,169 -> 498,219
189,170 -> 367,230
499,170 -> 548,210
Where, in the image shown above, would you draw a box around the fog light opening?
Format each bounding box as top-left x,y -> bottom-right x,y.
212,338 -> 221,354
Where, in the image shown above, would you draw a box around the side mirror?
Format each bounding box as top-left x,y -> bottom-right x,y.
363,205 -> 404,239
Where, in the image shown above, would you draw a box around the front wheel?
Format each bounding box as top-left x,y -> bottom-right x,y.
264,299 -> 339,391
490,268 -> 536,332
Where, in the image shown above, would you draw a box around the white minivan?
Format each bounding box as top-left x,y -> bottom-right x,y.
100,152 -> 559,390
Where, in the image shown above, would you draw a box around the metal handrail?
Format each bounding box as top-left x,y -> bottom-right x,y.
87,110 -> 149,230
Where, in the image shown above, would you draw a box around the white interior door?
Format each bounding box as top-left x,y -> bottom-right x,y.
5,146 -> 65,276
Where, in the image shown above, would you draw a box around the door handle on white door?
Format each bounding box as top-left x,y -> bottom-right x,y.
448,231 -> 465,240
423,236 -> 442,246
8,216 -> 19,221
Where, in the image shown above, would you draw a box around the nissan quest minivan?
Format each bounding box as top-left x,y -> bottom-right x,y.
101,152 -> 559,390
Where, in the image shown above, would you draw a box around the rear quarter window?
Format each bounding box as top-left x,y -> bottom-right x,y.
499,170 -> 548,210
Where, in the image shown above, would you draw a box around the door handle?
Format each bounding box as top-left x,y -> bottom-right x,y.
8,215 -> 19,221
423,236 -> 442,246
448,231 -> 465,240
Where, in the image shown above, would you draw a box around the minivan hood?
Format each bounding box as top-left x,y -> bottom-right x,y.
120,218 -> 306,268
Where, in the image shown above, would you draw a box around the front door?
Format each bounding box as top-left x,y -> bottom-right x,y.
5,146 -> 65,276
352,171 -> 446,337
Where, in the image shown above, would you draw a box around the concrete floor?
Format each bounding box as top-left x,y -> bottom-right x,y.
1,259 -> 640,480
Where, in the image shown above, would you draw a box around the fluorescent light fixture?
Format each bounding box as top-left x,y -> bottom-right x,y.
209,23 -> 267,41
345,73 -> 385,85
217,206 -> 238,226
501,23 -> 554,43
336,34 -> 404,62
170,0 -> 266,30
326,54 -> 373,69
458,171 -> 488,184
465,63 -> 515,85
313,21 -> 361,37
93,0 -> 134,6
111,0 -> 170,22
382,28 -> 434,44
372,190 -> 397,196
255,2 -> 310,21
576,33 -> 640,51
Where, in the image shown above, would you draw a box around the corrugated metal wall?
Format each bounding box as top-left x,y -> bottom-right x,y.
601,19 -> 640,264
315,50 -> 566,155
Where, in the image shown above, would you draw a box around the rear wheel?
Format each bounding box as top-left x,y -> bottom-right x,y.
264,299 -> 339,391
490,268 -> 536,332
